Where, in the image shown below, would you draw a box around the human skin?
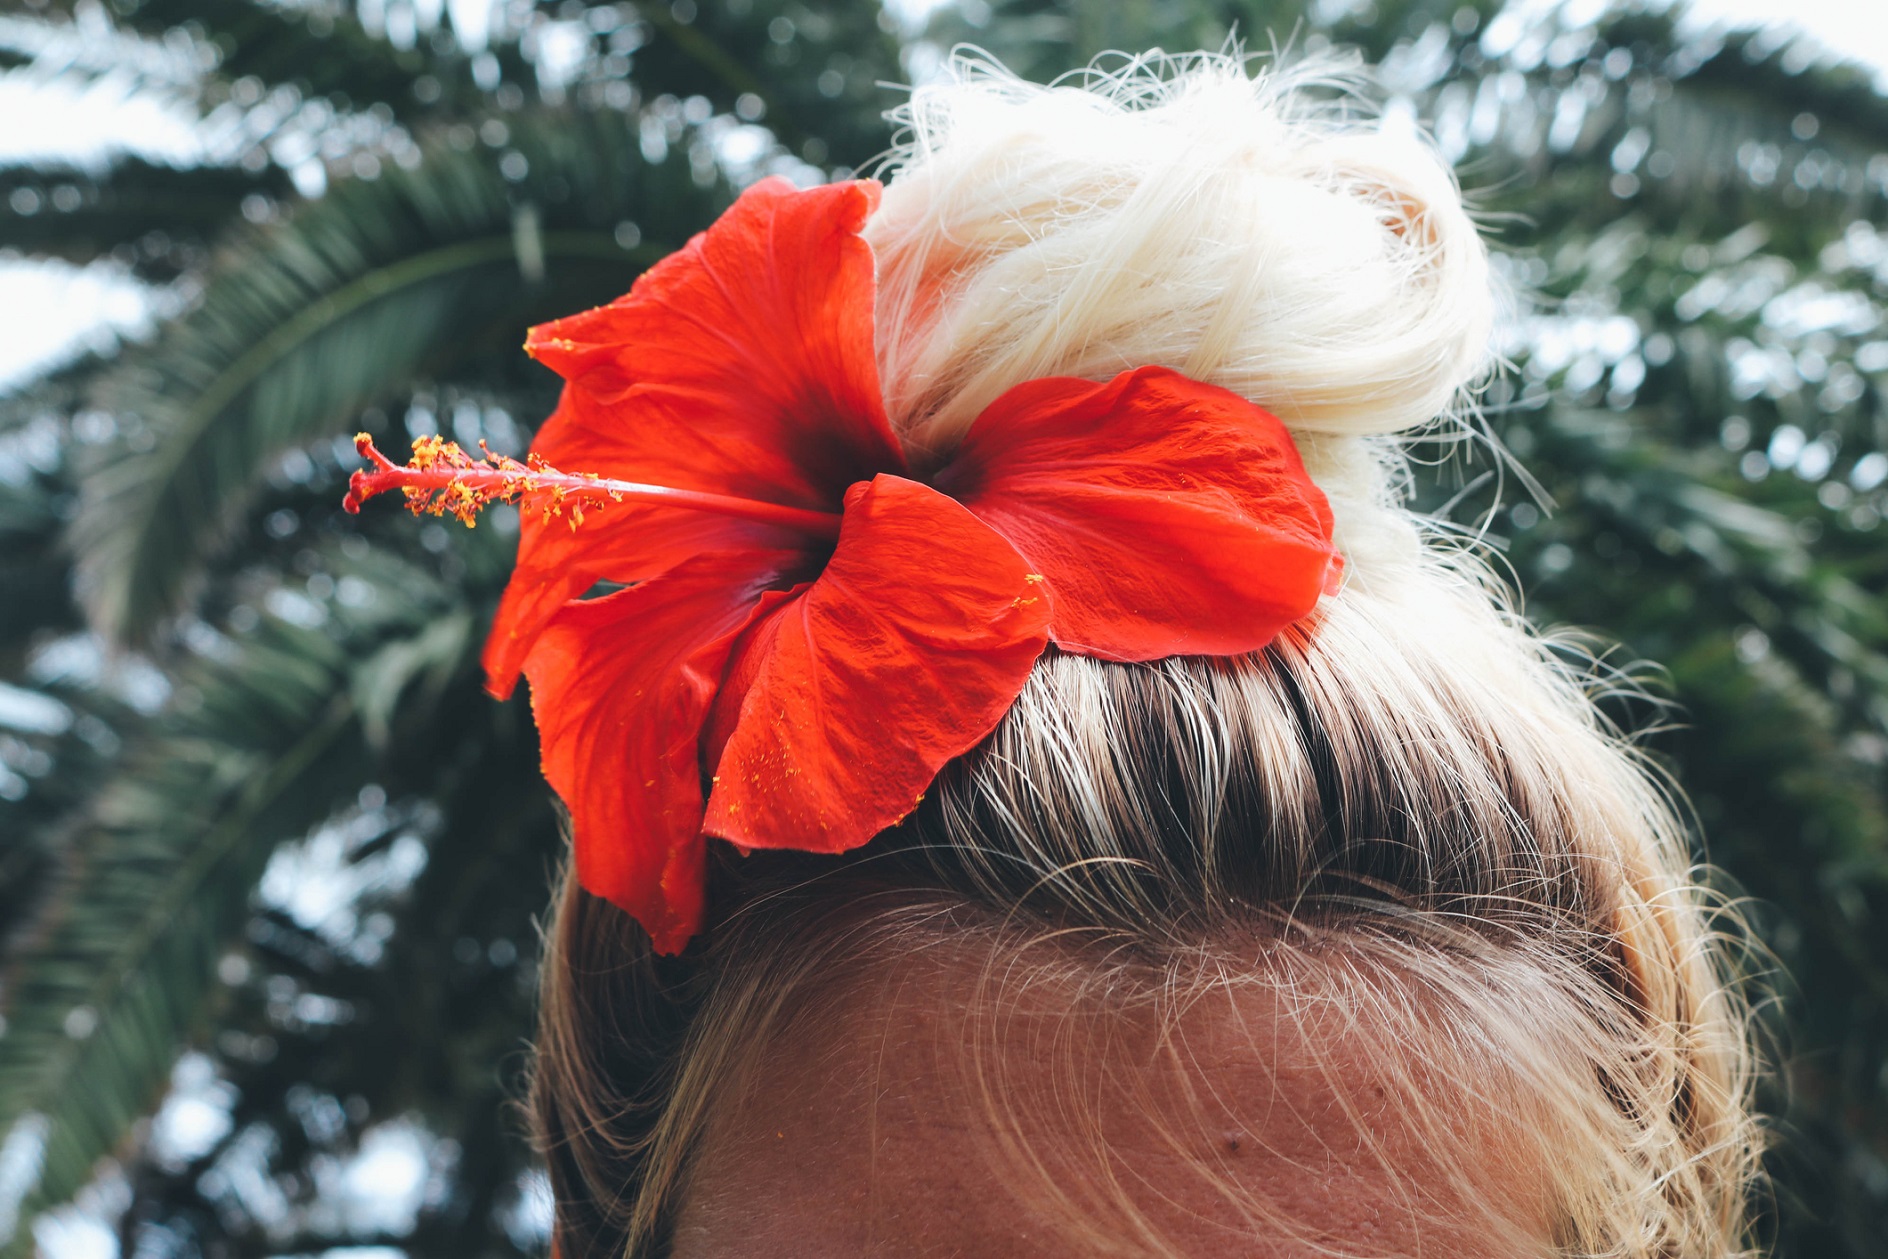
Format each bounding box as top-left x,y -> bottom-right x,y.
670,939 -> 1558,1258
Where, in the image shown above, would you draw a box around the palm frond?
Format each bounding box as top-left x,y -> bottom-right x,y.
0,659 -> 358,1247
0,159 -> 291,276
0,546 -> 478,1244
629,0 -> 902,165
70,108 -> 718,643
13,0 -> 510,125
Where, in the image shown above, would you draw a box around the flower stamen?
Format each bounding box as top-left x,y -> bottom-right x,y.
342,434 -> 844,538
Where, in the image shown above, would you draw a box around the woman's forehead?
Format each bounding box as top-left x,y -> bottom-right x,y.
670,941 -> 1557,1258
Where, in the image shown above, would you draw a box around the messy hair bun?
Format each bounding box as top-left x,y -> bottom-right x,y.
867,52 -> 1499,574
870,51 -> 1494,451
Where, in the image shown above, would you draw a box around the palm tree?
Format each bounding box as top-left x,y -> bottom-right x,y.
0,1 -> 1882,1254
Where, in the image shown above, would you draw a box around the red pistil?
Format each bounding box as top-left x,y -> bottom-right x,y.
342,433 -> 844,539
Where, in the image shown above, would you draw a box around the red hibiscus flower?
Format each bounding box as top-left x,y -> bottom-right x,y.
347,176 -> 1340,954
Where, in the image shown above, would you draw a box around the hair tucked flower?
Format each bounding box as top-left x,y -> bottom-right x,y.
347,176 -> 1341,953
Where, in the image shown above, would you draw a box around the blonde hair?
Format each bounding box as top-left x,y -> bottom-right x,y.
531,51 -> 1763,1258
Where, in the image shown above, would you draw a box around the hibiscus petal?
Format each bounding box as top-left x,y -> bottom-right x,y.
522,550 -> 801,954
524,177 -> 904,508
936,366 -> 1341,661
489,179 -> 903,695
484,391 -> 807,697
703,476 -> 1051,853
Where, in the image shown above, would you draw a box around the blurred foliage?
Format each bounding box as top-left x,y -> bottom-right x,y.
0,0 -> 1883,1256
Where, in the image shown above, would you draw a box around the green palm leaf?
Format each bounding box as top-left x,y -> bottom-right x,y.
18,0 -> 509,125
70,108 -> 717,643
0,159 -> 291,275
629,0 -> 902,164
0,547 -> 477,1247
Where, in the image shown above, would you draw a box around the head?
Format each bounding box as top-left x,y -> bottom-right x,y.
532,52 -> 1763,1258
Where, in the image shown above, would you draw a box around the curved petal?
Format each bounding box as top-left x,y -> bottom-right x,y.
522,549 -> 801,954
703,475 -> 1051,853
937,367 -> 1340,661
483,390 -> 808,697
524,177 -> 905,509
490,179 -> 903,695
